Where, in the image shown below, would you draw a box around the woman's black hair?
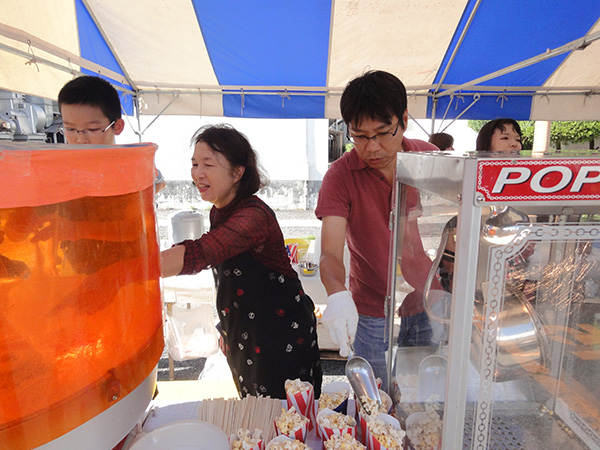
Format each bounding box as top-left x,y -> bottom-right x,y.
476,118 -> 522,151
191,124 -> 266,198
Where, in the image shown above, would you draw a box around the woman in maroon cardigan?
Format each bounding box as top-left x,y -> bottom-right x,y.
161,124 -> 322,398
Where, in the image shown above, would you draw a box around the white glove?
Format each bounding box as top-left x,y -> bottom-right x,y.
321,291 -> 358,357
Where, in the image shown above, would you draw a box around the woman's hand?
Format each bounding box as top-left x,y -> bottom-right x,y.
160,245 -> 186,277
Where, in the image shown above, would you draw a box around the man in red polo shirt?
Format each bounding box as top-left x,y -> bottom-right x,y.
315,70 -> 439,385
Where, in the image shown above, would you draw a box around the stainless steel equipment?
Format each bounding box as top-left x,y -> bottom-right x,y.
346,356 -> 383,413
386,150 -> 600,449
424,216 -> 550,382
170,210 -> 205,243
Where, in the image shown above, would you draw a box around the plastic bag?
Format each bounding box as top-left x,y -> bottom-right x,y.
199,351 -> 233,381
165,303 -> 219,361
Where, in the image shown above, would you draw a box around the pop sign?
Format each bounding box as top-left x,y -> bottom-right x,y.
476,159 -> 600,203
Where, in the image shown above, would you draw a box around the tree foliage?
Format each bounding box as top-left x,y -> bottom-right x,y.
551,121 -> 600,148
467,120 -> 600,150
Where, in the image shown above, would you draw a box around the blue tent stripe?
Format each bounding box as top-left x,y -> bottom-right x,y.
223,92 -> 327,119
432,94 -> 534,121
432,0 -> 478,88
75,0 -> 134,115
191,0 -> 331,118
430,0 -> 600,120
444,0 -> 599,87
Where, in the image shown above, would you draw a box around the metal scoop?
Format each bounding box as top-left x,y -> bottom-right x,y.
345,355 -> 382,413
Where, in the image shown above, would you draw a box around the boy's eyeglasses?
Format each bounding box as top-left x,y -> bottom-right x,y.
347,121 -> 400,145
59,121 -> 115,136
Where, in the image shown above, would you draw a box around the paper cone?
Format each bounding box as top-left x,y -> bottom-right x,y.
285,379 -> 316,430
316,408 -> 356,442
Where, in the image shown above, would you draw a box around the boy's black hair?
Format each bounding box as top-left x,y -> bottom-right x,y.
58,76 -> 122,122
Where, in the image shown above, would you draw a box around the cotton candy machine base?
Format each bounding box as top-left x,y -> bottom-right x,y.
37,368 -> 157,450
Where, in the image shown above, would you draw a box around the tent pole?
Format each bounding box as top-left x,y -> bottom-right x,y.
433,0 -> 483,95
533,121 -> 551,155
430,98 -> 437,135
408,112 -> 430,137
135,95 -> 142,143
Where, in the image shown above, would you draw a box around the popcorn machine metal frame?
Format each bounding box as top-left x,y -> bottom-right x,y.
386,150 -> 600,450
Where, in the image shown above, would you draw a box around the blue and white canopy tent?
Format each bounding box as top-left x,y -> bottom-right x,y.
1,0 -> 599,125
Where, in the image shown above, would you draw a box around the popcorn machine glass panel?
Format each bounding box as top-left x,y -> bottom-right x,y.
388,150 -> 600,450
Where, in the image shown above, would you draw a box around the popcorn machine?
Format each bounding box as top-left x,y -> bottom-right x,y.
387,150 -> 600,449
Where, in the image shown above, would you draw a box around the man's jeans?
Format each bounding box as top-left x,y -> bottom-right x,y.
353,315 -> 389,389
397,310 -> 433,347
353,311 -> 435,390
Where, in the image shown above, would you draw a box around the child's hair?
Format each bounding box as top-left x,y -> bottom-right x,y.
58,76 -> 122,122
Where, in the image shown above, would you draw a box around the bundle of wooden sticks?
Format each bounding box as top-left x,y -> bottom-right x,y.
198,396 -> 283,442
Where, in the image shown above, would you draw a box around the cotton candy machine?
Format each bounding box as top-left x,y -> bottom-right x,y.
0,142 -> 164,449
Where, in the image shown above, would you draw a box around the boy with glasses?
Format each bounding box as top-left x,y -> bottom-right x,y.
58,75 -> 166,192
315,70 -> 440,386
58,75 -> 126,146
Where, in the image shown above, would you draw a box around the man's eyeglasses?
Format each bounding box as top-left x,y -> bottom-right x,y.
59,121 -> 115,136
347,121 -> 400,145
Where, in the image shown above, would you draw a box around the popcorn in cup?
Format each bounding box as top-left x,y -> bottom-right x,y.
318,381 -> 351,415
285,378 -> 316,430
316,408 -> 357,441
356,390 -> 393,419
274,406 -> 309,442
265,435 -> 312,450
367,413 -> 405,450
324,433 -> 366,450
405,411 -> 442,450
230,428 -> 265,450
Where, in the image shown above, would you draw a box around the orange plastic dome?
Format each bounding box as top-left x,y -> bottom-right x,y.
0,143 -> 164,449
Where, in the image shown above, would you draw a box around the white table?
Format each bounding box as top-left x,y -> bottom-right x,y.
132,392 -> 358,450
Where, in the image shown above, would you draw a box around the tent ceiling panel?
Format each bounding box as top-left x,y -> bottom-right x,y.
0,3 -> 81,100
0,0 -> 598,120
327,0 -> 468,89
544,21 -> 600,90
85,0 -> 217,88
